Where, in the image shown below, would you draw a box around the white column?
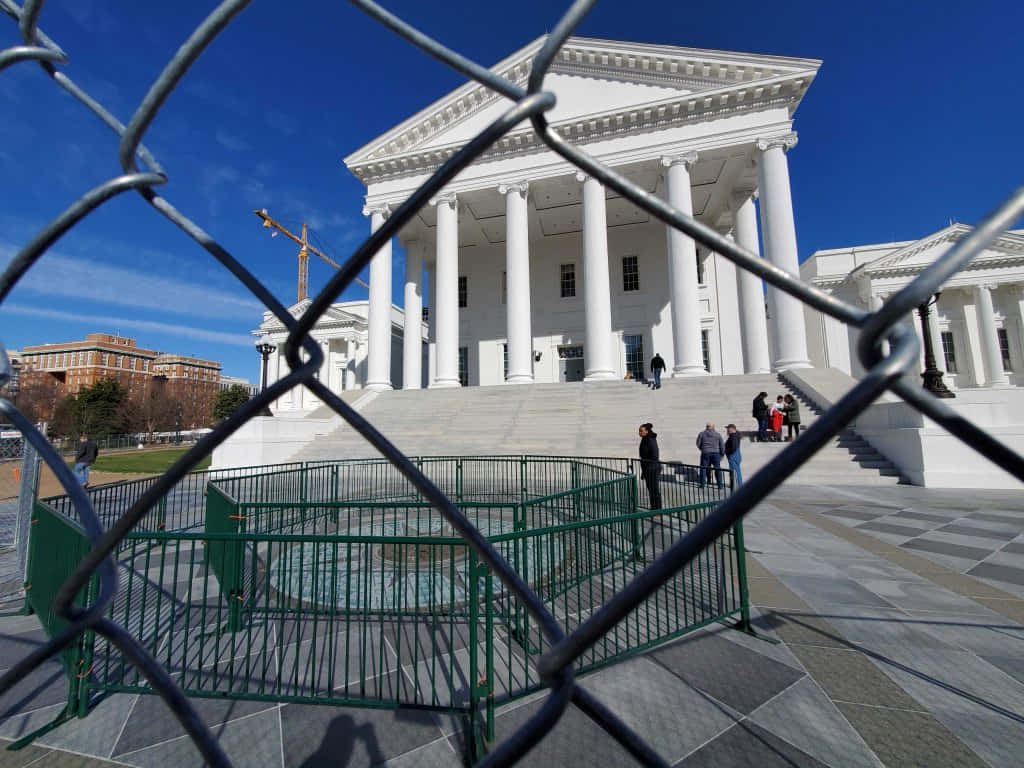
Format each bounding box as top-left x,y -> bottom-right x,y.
928,301 -> 947,376
343,339 -> 358,391
1016,285 -> 1024,373
499,181 -> 533,384
431,193 -> 460,388
732,193 -> 771,373
577,172 -> 616,380
662,153 -> 706,376
756,133 -> 811,370
402,240 -> 424,390
974,283 -> 1010,387
271,347 -> 283,411
364,203 -> 393,391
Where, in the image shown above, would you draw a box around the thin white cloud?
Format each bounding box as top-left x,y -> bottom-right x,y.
2,304 -> 254,347
7,250 -> 263,320
215,130 -> 249,152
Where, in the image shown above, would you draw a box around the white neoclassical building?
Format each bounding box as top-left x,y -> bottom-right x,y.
339,36 -> 822,392
802,224 -> 1024,388
255,299 -> 427,413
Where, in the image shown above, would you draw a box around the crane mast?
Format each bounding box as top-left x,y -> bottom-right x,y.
254,209 -> 368,303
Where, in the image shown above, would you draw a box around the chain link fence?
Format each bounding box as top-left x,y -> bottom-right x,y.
0,1 -> 1022,766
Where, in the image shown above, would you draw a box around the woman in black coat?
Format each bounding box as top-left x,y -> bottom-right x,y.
638,422 -> 662,510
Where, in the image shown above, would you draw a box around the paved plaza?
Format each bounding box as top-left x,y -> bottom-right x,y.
0,482 -> 1022,767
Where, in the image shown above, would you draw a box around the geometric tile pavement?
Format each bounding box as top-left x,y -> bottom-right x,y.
0,482 -> 1021,766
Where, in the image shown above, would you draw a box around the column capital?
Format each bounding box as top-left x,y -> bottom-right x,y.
361,202 -> 391,218
975,282 -> 999,293
429,191 -> 457,208
574,170 -> 592,184
497,180 -> 529,197
660,150 -> 698,170
755,132 -> 798,154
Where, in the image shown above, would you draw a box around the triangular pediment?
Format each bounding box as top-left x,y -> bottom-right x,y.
258,300 -> 366,333
345,36 -> 820,182
859,224 -> 1024,277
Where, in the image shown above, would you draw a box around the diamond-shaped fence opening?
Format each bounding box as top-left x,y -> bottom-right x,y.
1,1 -> 1022,767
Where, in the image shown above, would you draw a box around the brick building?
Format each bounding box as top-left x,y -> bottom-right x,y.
19,333 -> 221,426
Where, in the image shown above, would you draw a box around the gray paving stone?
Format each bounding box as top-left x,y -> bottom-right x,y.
487,696 -> 637,768
35,693 -> 137,757
980,655 -> 1024,686
675,721 -> 829,767
968,562 -> 1024,587
119,708 -> 283,768
927,708 -> 1024,768
967,512 -> 1024,527
857,521 -> 928,539
788,645 -> 921,710
1002,541 -> 1024,555
939,523 -> 1019,541
822,508 -> 884,522
112,689 -> 277,756
775,574 -> 897,611
0,660 -> 67,720
897,613 -> 1024,658
649,630 -> 804,715
835,702 -> 988,768
581,657 -> 739,764
751,610 -> 849,649
852,579 -> 994,616
747,677 -> 881,768
280,702 -> 442,768
0,738 -> 52,767
890,509 -> 960,524
379,736 -> 461,767
901,538 -> 992,562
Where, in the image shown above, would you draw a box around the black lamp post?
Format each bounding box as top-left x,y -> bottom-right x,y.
255,336 -> 276,393
917,292 -> 955,398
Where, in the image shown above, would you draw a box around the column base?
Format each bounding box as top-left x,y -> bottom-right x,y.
984,380 -> 1012,390
365,381 -> 394,392
402,384 -> 422,391
772,358 -> 812,371
584,370 -> 617,381
744,367 -> 772,375
430,379 -> 462,389
506,374 -> 534,385
672,365 -> 708,377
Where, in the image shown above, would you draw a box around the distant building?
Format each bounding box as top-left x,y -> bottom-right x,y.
220,375 -> 257,396
2,349 -> 21,396
19,333 -> 221,426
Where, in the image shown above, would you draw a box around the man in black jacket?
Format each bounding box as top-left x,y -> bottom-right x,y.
73,433 -> 99,487
725,424 -> 742,488
638,423 -> 662,509
649,353 -> 666,389
752,391 -> 769,442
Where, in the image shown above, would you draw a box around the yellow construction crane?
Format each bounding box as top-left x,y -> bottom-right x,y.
255,208 -> 368,303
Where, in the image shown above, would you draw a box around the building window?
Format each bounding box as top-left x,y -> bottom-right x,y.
696,254 -> 705,285
622,256 -> 639,292
502,343 -> 508,381
560,263 -> 576,298
130,357 -> 136,370
624,334 -> 644,380
458,276 -> 467,308
458,346 -> 468,387
998,328 -> 1012,371
101,353 -> 108,366
422,306 -> 429,323
501,271 -> 507,305
77,352 -> 84,366
701,329 -> 711,372
940,331 -> 958,374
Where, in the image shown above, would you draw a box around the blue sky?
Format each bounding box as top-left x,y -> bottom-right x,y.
2,0 -> 1021,383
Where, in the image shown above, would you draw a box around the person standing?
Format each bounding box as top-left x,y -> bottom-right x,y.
638,423 -> 662,509
649,353 -> 666,389
725,424 -> 742,488
695,422 -> 725,490
73,433 -> 99,487
752,391 -> 769,442
783,394 -> 802,441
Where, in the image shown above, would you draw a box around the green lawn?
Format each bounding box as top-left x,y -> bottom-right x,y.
77,448 -> 212,474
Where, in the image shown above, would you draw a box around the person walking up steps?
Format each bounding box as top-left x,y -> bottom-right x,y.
638,423 -> 662,509
725,424 -> 742,488
696,422 -> 725,490
650,353 -> 665,389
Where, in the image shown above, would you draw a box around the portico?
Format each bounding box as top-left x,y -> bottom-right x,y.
345,36 -> 822,389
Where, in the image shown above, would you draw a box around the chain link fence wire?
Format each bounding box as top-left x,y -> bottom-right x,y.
1,0 -> 1022,765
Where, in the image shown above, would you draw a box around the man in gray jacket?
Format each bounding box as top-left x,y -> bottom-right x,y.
695,422 -> 725,490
